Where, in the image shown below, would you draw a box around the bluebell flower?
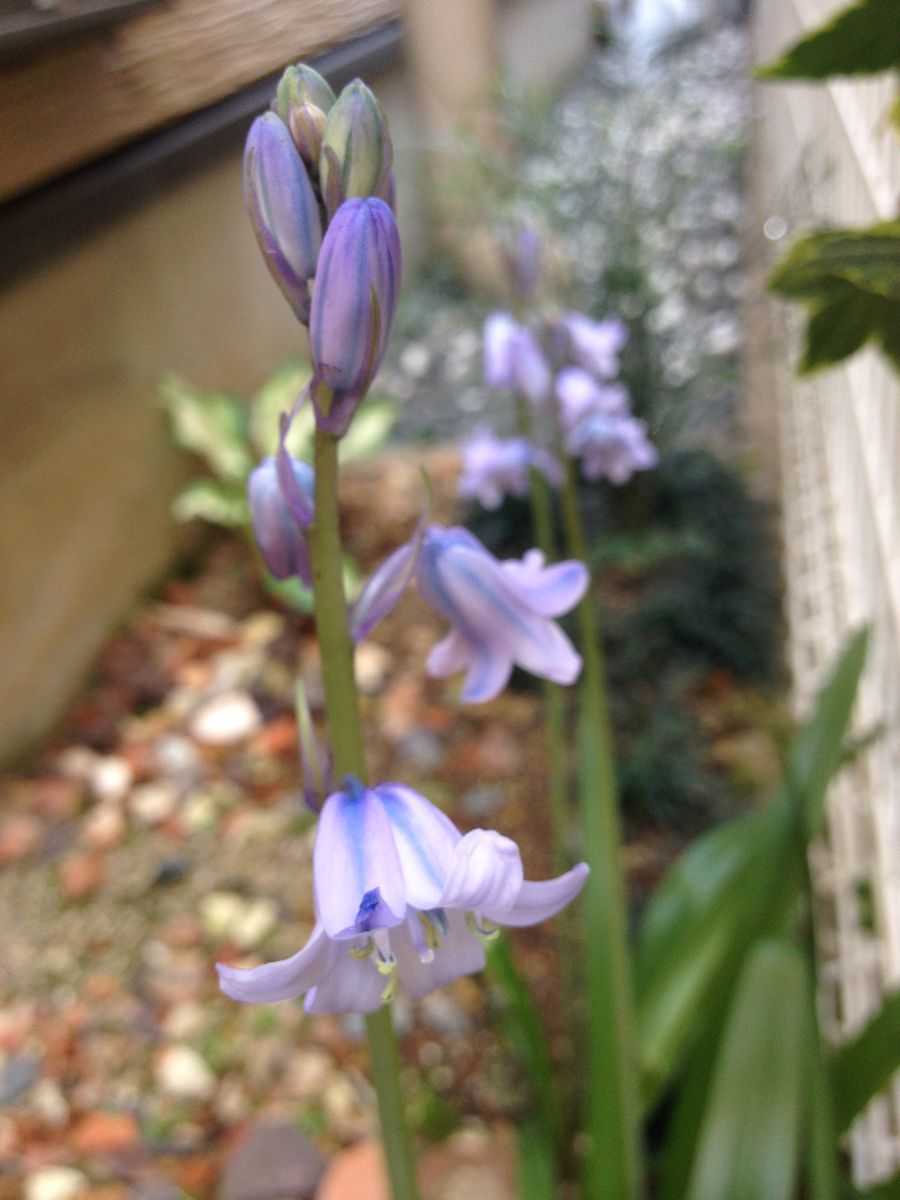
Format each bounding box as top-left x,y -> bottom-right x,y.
351,525 -> 588,703
458,428 -> 562,510
565,412 -> 659,485
560,312 -> 628,380
247,453 -> 315,586
483,313 -> 551,404
217,779 -> 588,1013
555,366 -> 629,430
244,112 -> 322,323
309,197 -> 401,435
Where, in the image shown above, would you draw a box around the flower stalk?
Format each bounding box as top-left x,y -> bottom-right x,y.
558,452 -> 644,1199
308,422 -> 421,1200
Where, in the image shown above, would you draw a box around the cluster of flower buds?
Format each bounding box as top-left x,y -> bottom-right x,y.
244,64 -> 400,428
245,64 -> 403,582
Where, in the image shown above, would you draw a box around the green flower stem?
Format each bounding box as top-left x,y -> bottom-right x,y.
309,424 -> 421,1200
515,399 -> 571,874
558,453 -> 644,1199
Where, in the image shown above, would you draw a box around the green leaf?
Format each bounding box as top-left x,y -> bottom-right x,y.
832,990 -> 900,1133
785,627 -> 869,836
159,375 -> 254,484
486,936 -> 564,1166
249,359 -> 314,458
758,0 -> 900,80
636,630 -> 868,1107
848,1175 -> 900,1200
340,396 -> 397,462
516,1118 -> 558,1200
684,940 -> 808,1200
635,802 -> 797,1109
769,226 -> 900,373
172,479 -> 248,528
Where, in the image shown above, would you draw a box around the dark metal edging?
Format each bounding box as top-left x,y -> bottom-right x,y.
0,18 -> 403,290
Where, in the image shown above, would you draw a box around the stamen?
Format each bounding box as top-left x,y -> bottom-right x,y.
350,937 -> 375,960
466,912 -> 500,942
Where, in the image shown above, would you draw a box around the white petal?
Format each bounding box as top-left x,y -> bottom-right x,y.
426,629 -> 472,679
314,785 -> 407,938
216,925 -> 335,1003
439,830 -> 524,914
393,911 -> 486,999
500,557 -> 589,616
304,944 -> 387,1014
375,784 -> 462,910
485,863 -> 589,927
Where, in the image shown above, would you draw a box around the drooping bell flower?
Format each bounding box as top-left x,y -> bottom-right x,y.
319,79 -> 395,218
555,367 -> 630,430
247,454 -> 314,586
309,197 -> 401,436
351,525 -> 588,703
458,428 -> 562,510
217,779 -> 589,1013
244,112 -> 322,324
271,63 -> 336,173
565,413 -> 659,485
483,313 -> 551,405
560,311 -> 628,380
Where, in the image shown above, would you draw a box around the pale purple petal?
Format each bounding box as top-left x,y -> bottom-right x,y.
247,455 -> 313,586
276,400 -> 314,526
439,830 -> 525,914
500,552 -> 589,616
483,312 -> 521,389
375,784 -> 461,910
349,524 -> 423,643
426,630 -> 472,679
392,911 -> 486,999
556,367 -> 629,430
304,943 -> 386,1014
563,312 -> 628,379
419,527 -> 582,702
216,925 -> 335,1003
313,783 -> 407,938
514,329 -> 552,405
309,197 -> 401,434
244,113 -> 321,322
485,863 -> 589,927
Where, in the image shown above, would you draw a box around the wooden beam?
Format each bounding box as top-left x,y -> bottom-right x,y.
0,0 -> 399,202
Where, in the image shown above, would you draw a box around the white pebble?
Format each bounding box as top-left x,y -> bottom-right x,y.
25,1167 -> 89,1200
190,691 -> 262,746
155,1044 -> 215,1101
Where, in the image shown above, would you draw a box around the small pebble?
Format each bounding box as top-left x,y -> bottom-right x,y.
24,1167 -> 89,1200
59,850 -> 106,902
155,1044 -> 215,1101
190,691 -> 262,746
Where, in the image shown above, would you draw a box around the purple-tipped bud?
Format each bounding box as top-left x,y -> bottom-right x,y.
498,221 -> 542,303
309,197 -> 401,435
247,455 -> 315,585
272,64 -> 336,171
244,112 -> 323,323
319,79 -> 395,218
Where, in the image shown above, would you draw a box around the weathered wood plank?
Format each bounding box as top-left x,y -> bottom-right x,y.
0,0 -> 399,202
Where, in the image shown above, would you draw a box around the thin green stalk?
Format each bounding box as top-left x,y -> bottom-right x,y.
309,425 -> 421,1200
558,453 -> 644,1199
516,396 -> 571,876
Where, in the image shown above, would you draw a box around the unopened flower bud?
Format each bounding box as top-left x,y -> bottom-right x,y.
244,112 -> 322,323
247,455 -> 315,585
319,79 -> 394,217
272,63 -> 336,170
309,197 -> 401,435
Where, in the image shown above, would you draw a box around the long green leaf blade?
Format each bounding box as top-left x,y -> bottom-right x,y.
832,990 -> 900,1133
684,940 -> 808,1200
